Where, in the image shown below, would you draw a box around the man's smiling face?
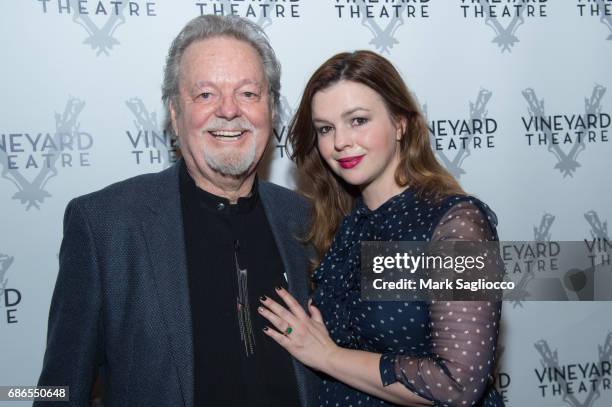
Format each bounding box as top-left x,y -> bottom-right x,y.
171,36 -> 272,184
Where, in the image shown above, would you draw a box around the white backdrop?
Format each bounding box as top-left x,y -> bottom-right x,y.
1,1 -> 611,406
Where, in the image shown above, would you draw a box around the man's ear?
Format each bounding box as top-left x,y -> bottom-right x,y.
270,98 -> 278,131
169,100 -> 179,136
396,116 -> 407,141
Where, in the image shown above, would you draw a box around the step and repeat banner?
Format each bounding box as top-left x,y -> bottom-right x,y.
1,1 -> 611,406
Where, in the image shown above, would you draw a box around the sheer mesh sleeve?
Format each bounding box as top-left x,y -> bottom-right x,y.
380,202 -> 502,407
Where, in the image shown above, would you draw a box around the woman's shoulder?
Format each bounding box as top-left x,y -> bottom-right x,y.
431,194 -> 499,241
439,194 -> 497,223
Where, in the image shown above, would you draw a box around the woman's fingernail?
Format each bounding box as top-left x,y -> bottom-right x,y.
260,295 -> 267,301
263,327 -> 269,332
258,306 -> 264,313
275,286 -> 282,291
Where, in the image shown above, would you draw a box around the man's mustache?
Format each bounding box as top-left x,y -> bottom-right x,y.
203,118 -> 256,132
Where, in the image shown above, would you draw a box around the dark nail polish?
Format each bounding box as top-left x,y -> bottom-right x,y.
260,295 -> 267,301
275,286 -> 282,291
263,327 -> 269,332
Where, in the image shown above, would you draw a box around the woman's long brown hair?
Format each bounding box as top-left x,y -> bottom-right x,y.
288,50 -> 464,269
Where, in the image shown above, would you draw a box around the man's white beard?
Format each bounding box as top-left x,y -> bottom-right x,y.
203,133 -> 257,177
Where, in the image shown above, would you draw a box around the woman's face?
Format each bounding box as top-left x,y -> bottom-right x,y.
312,80 -> 404,197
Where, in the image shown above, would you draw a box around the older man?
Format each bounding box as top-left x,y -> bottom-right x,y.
37,15 -> 318,407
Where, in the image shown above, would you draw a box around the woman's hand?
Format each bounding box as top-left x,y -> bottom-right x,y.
258,287 -> 338,373
259,288 -> 432,406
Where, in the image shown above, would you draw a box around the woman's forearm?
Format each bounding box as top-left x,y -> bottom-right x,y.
322,347 -> 432,407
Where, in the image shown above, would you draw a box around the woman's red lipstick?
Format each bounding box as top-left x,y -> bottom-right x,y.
337,155 -> 364,169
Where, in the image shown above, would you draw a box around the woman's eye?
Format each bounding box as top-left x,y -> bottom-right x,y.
198,92 -> 212,100
317,126 -> 332,135
243,92 -> 256,98
352,117 -> 368,126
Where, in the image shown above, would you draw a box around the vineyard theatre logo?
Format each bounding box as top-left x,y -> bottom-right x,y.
195,0 -> 301,26
521,85 -> 610,178
534,333 -> 612,405
504,213 -> 556,308
0,253 -> 20,325
460,0 -> 548,52
558,211 -> 611,301
584,210 -> 610,269
332,1 -> 430,54
273,96 -> 294,159
506,212 -> 610,305
125,98 -> 178,168
36,1 -> 158,56
576,0 -> 612,41
0,97 -> 92,210
424,89 -> 497,179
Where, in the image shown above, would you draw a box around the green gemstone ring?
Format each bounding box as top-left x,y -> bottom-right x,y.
285,327 -> 293,335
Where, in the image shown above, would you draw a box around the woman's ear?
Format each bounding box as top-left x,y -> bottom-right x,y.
395,116 -> 408,141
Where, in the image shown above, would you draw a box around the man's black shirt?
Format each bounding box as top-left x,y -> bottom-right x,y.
179,162 -> 300,406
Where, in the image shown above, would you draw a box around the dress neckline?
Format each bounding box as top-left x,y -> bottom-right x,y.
353,186 -> 414,218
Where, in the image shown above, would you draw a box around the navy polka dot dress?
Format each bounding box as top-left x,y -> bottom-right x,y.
312,188 -> 504,407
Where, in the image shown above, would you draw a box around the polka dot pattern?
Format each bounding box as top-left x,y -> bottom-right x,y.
312,189 -> 504,406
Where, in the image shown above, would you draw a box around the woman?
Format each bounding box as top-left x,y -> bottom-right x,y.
258,50 -> 503,406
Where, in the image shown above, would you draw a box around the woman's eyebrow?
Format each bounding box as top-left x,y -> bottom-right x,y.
341,107 -> 370,118
313,107 -> 371,123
